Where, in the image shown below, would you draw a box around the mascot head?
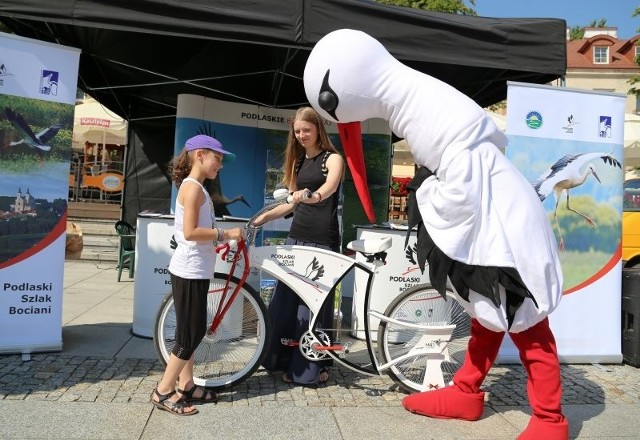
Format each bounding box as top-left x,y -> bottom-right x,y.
304,29 -> 397,123
304,29 -> 400,222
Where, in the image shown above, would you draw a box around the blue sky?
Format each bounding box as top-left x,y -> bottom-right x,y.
475,1 -> 638,39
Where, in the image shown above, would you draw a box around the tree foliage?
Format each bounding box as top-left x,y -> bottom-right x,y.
375,0 -> 476,15
486,100 -> 506,113
568,18 -> 607,41
590,18 -> 608,28
568,26 -> 585,41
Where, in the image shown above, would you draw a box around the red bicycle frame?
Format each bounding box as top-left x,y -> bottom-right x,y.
208,239 -> 251,334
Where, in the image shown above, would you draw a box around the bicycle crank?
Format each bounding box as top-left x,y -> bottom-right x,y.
299,330 -> 332,361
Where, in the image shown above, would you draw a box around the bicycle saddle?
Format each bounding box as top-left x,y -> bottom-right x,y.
347,236 -> 392,254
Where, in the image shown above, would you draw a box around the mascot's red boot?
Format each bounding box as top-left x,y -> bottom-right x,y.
510,318 -> 568,440
402,318 -> 568,440
402,318 -> 503,421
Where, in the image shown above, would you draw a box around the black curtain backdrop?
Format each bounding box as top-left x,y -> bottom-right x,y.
123,119 -> 175,225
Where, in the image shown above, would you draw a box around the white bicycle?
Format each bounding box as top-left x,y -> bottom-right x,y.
154,190 -> 470,393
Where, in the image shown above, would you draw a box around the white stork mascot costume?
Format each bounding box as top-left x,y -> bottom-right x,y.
304,29 -> 568,440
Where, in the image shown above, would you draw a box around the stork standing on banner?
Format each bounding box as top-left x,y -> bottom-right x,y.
533,152 -> 622,250
303,29 -> 568,440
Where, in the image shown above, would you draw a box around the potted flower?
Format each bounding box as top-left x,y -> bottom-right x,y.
390,176 -> 411,196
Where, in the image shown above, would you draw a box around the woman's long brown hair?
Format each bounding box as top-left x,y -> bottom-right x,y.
282,107 -> 338,189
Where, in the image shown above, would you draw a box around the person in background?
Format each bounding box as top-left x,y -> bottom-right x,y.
151,134 -> 244,416
253,107 -> 344,385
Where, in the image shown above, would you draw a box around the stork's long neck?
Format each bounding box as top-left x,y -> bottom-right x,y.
385,65 -> 501,173
579,170 -> 591,185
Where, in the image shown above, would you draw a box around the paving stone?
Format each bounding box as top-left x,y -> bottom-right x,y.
2,352 -> 640,410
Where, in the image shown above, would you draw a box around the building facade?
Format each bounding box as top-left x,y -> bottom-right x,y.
564,27 -> 640,114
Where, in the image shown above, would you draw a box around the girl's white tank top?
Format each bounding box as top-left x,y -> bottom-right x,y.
168,177 -> 216,280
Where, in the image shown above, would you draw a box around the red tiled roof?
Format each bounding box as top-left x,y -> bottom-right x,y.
567,34 -> 640,70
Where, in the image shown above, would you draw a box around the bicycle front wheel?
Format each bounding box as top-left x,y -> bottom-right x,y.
377,284 -> 471,394
154,273 -> 270,390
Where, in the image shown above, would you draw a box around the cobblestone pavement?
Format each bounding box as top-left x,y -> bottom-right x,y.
1,353 -> 639,408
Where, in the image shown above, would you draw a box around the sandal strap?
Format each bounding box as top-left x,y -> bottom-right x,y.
178,384 -> 217,402
154,388 -> 177,402
202,389 -> 216,400
162,397 -> 196,414
176,384 -> 197,398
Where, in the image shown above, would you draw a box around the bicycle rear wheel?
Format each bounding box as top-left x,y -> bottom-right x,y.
377,284 -> 470,394
154,273 -> 270,390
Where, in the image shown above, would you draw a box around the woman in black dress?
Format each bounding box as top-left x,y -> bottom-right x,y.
253,106 -> 344,385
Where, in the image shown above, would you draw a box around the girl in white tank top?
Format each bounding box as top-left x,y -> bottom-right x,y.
151,135 -> 244,416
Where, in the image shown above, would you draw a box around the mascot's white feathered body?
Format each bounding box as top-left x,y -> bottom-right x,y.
303,29 -> 568,440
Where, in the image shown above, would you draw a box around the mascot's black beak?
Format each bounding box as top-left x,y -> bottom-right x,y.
337,122 -> 376,223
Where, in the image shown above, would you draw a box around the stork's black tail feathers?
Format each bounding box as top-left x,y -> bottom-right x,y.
404,167 -> 537,330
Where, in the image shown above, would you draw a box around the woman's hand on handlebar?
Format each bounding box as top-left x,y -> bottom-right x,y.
251,214 -> 266,228
224,227 -> 245,241
291,189 -> 312,203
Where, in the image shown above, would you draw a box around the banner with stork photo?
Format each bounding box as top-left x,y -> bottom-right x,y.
0,32 -> 80,354
502,82 -> 625,363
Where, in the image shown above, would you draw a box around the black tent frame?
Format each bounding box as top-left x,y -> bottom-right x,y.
0,0 -> 567,223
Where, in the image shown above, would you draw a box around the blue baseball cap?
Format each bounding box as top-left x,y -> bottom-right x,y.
184,134 -> 236,163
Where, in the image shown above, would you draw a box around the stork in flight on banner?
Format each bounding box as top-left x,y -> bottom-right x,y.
4,107 -> 62,155
533,152 -> 621,250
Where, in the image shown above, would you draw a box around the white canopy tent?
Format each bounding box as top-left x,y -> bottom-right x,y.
72,97 -> 127,149
69,97 -> 128,203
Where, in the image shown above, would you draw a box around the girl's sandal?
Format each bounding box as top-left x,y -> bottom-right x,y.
151,389 -> 198,416
177,384 -> 218,404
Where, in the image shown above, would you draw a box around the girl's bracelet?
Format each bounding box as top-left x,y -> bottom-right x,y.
214,227 -> 223,244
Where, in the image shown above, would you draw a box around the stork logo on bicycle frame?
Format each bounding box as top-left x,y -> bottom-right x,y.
402,243 -> 421,276
303,257 -> 324,281
276,256 -> 325,293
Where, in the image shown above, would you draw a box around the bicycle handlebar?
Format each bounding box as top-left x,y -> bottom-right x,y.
243,189 -> 312,245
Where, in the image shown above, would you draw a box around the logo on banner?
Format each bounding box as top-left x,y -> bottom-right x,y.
598,116 -> 612,138
40,70 -> 59,96
562,114 -> 579,134
0,62 -> 14,86
525,111 -> 543,129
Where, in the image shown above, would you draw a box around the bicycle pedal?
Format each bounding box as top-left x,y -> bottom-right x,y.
280,338 -> 297,347
338,342 -> 352,357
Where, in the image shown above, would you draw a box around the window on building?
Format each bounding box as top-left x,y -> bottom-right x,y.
635,45 -> 640,62
593,46 -> 609,64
